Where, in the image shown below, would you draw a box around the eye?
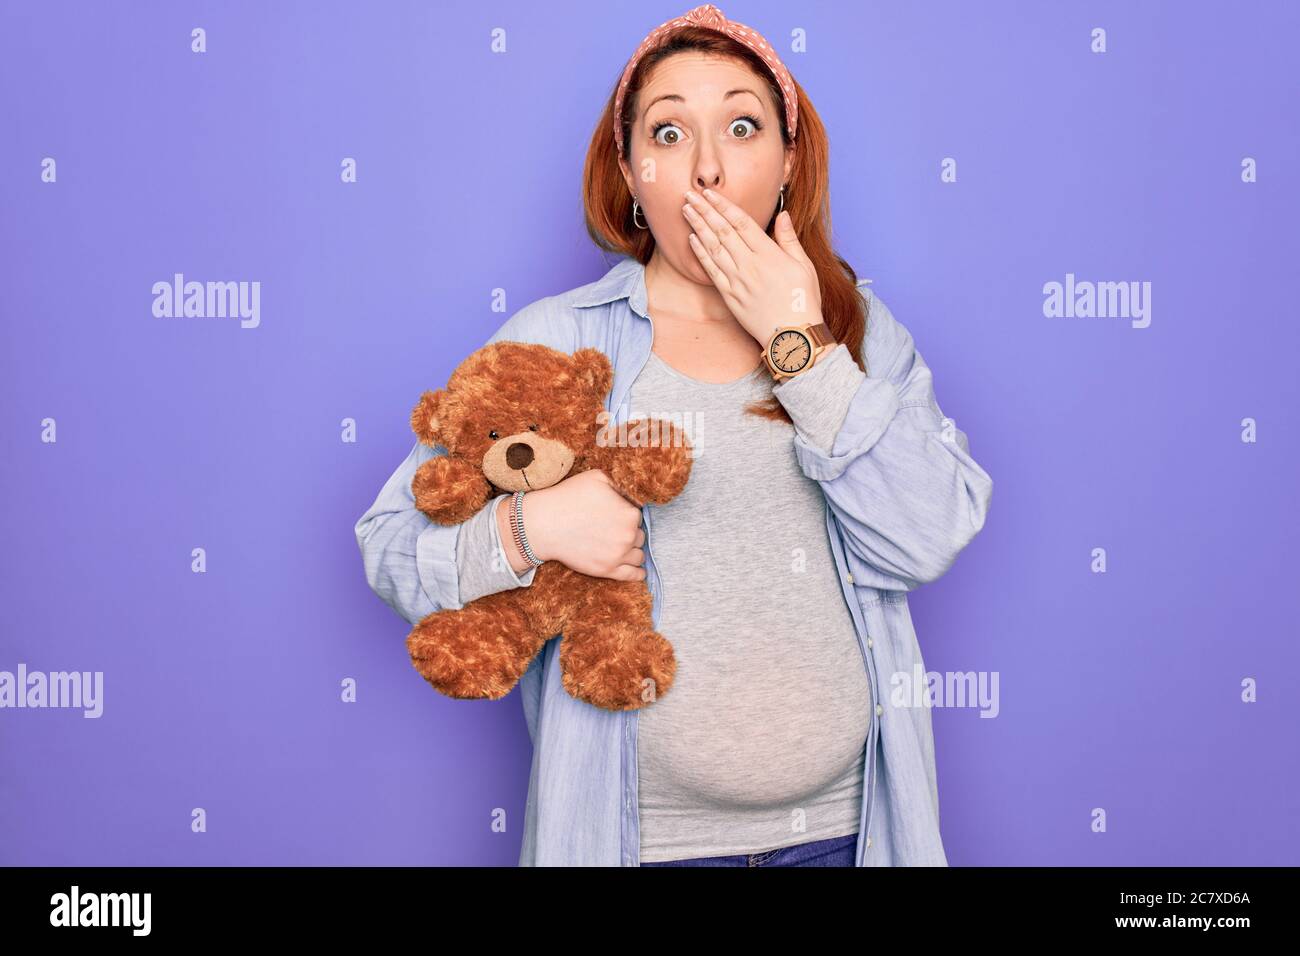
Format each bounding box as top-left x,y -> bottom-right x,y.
651,121 -> 683,146
728,115 -> 761,139
529,423 -> 539,431
488,430 -> 498,439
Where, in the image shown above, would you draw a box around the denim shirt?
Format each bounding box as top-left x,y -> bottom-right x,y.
354,254 -> 994,866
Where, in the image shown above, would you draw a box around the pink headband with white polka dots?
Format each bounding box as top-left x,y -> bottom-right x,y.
613,3 -> 798,155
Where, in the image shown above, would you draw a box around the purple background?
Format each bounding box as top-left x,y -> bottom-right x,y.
2,0 -> 1297,866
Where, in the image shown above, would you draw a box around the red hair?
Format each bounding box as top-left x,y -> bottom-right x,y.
581,26 -> 872,424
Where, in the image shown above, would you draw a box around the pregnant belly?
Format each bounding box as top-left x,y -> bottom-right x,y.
637,648 -> 873,809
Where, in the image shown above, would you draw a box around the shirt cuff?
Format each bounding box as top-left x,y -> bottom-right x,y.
416,520 -> 462,611
770,343 -> 865,454
490,494 -> 540,588
456,493 -> 538,606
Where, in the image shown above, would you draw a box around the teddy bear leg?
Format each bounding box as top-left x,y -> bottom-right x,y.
406,598 -> 543,701
558,581 -> 676,711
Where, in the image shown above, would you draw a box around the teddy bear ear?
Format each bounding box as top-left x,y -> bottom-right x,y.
570,348 -> 614,401
410,389 -> 449,446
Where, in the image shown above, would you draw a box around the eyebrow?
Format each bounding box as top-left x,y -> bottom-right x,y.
642,88 -> 763,115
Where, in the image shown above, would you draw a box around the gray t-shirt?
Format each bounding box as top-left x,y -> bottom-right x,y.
626,349 -> 871,862
454,344 -> 873,863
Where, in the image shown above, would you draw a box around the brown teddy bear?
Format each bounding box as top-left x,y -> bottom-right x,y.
404,341 -> 693,712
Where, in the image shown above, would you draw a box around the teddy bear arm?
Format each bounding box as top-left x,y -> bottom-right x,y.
411,454 -> 493,525
593,419 -> 692,506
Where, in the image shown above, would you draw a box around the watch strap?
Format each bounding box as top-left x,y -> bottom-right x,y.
806,322 -> 835,349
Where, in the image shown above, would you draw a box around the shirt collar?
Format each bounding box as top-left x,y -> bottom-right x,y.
572,255 -> 649,319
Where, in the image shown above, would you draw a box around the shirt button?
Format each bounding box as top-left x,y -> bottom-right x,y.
866,835 -> 872,848
875,703 -> 883,717
846,573 -> 854,584
866,638 -> 873,649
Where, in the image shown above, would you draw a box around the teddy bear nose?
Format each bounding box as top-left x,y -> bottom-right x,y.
506,442 -> 535,470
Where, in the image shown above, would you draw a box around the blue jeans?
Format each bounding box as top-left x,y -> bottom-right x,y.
640,832 -> 858,867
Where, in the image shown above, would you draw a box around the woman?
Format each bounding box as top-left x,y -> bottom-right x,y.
354,4 -> 993,867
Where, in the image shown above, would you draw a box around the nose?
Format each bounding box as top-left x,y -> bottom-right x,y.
506,442 -> 534,470
693,148 -> 722,193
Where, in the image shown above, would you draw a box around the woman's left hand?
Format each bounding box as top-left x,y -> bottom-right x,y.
682,188 -> 823,345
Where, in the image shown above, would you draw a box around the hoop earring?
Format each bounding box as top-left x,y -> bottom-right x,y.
777,185 -> 786,214
632,199 -> 648,230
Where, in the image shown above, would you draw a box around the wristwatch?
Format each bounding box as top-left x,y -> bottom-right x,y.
764,321 -> 837,382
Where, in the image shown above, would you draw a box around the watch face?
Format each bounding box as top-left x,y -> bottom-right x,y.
769,330 -> 812,375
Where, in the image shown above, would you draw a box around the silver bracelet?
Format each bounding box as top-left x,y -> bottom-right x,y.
510,490 -> 545,567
